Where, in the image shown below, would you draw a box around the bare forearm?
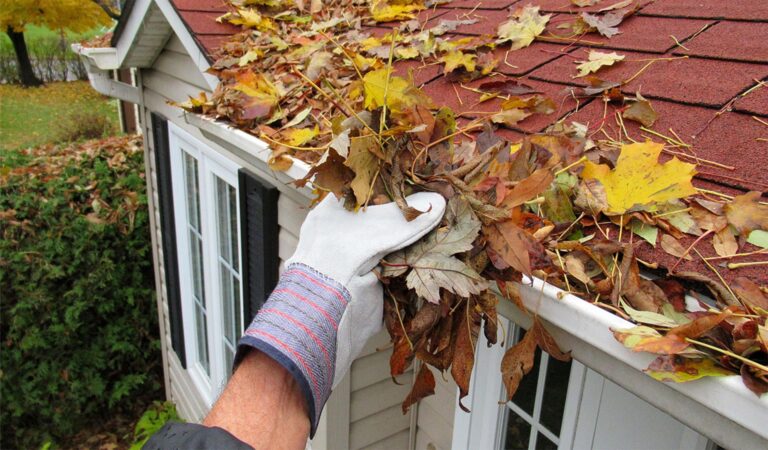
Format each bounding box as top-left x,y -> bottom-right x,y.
203,350 -> 310,450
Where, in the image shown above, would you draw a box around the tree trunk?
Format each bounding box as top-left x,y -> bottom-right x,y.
7,27 -> 42,87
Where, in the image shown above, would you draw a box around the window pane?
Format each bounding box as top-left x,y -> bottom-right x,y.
229,183 -> 239,272
234,273 -> 242,335
511,347 -> 540,415
216,177 -> 231,264
504,410 -> 532,450
195,303 -> 209,374
535,434 -> 557,450
540,356 -> 572,436
224,346 -> 234,376
183,153 -> 209,376
221,262 -> 234,345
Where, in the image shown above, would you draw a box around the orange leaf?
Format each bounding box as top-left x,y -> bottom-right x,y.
402,364 -> 436,413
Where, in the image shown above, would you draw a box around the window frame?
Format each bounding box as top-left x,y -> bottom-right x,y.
451,314 -> 586,450
169,123 -> 244,406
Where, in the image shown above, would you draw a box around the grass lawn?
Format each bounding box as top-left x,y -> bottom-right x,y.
0,80 -> 120,152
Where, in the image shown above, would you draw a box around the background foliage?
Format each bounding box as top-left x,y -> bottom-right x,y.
0,135 -> 162,448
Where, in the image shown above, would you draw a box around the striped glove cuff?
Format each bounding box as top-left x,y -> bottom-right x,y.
235,263 -> 350,437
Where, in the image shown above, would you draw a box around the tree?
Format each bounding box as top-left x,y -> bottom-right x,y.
0,1 -> 115,86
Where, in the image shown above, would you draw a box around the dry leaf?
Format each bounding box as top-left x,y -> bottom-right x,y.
497,5 -> 552,50
622,94 -> 658,127
501,324 -> 537,400
575,51 -> 625,77
724,191 -> 768,237
402,364 -> 436,413
580,141 -> 697,215
661,234 -> 693,260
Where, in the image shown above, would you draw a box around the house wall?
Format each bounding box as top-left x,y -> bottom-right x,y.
139,32 -> 432,449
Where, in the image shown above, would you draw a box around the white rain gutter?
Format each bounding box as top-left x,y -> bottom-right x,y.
71,44 -> 140,104
182,113 -> 768,449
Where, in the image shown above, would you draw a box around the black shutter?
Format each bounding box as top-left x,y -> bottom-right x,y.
151,113 -> 186,368
238,169 -> 280,320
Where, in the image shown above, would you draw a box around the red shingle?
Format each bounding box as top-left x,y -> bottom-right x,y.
674,21 -> 768,63
196,35 -> 231,56
442,0 -> 518,9
529,49 -> 768,107
176,10 -> 238,35
494,42 -> 574,76
639,0 -> 768,21
520,0 -> 653,13
543,15 -> 712,54
734,82 -> 768,117
172,0 -> 230,12
393,59 -> 443,87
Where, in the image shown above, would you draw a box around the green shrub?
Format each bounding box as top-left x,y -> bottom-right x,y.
0,135 -> 161,448
55,110 -> 117,143
129,401 -> 183,450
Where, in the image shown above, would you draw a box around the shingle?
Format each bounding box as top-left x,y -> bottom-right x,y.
639,0 -> 768,21
172,0 -> 229,12
675,21 -> 768,63
176,10 -> 238,35
734,82 -> 768,117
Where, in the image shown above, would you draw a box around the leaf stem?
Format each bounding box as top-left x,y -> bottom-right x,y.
685,338 -> 768,373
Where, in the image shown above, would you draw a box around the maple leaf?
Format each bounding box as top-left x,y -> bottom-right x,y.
724,191 -> 768,237
361,68 -> 426,113
440,50 -> 477,74
500,320 -> 537,400
383,197 -> 486,303
580,10 -> 625,37
231,72 -> 281,120
574,50 -> 624,77
580,141 -> 697,215
497,5 -> 552,51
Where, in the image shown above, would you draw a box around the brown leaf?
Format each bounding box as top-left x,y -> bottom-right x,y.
531,317 -> 571,361
712,228 -> 738,258
294,149 -> 353,198
652,278 -> 687,312
612,246 -> 664,312
402,364 -> 436,413
390,337 -> 414,377
452,300 -> 481,410
477,79 -> 540,96
622,95 -> 657,127
724,191 -> 768,236
660,234 -> 692,260
485,221 -> 544,275
732,277 -> 768,310
672,271 -> 741,307
477,291 -> 499,346
500,325 -> 537,401
740,364 -> 768,397
499,168 -> 554,209
668,311 -> 730,339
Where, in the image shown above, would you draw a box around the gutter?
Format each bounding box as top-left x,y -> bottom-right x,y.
71,44 -> 140,104
174,114 -> 768,448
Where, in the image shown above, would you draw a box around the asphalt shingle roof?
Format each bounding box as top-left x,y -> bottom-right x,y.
170,0 -> 768,284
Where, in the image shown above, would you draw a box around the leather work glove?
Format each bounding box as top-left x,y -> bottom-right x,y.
236,192 -> 446,436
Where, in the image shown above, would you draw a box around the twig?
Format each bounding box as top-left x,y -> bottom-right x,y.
685,338 -> 768,373
693,248 -> 741,306
705,249 -> 768,261
727,261 -> 768,270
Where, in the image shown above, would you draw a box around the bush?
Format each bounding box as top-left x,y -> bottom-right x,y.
56,111 -> 117,143
0,135 -> 161,449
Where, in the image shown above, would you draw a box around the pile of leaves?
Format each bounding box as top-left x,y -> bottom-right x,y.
173,0 -> 768,408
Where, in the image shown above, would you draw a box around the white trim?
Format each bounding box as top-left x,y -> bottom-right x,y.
168,122 -> 244,406
114,0 -> 154,65
153,0 -> 220,91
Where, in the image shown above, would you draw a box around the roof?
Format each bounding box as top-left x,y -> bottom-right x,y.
169,0 -> 767,284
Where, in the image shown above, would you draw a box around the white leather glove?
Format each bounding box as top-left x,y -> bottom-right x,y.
238,192 -> 445,436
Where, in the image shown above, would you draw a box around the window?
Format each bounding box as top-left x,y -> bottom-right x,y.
451,315 -> 585,450
169,123 -> 244,404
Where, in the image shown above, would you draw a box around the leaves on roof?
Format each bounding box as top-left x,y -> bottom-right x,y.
174,0 -> 768,405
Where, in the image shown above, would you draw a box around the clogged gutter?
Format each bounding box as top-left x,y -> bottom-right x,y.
171,0 -> 768,408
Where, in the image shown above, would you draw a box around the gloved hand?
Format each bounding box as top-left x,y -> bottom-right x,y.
236,192 -> 445,436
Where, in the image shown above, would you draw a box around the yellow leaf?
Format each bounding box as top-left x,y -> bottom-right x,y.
238,49 -> 263,66
575,50 -> 624,77
581,141 -> 697,215
440,51 -> 477,74
645,356 -> 732,383
232,72 -> 281,120
497,5 -> 551,50
344,135 -> 381,205
220,8 -> 275,31
361,68 -> 425,112
395,46 -> 420,59
283,126 -> 319,147
370,0 -> 424,22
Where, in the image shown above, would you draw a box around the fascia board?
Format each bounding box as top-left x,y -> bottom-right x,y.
153,0 -> 220,91
184,112 -> 767,449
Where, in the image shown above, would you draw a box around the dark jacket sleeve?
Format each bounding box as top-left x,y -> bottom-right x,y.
142,422 -> 254,450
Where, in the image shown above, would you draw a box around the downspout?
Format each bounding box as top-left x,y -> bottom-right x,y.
71,44 -> 140,104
